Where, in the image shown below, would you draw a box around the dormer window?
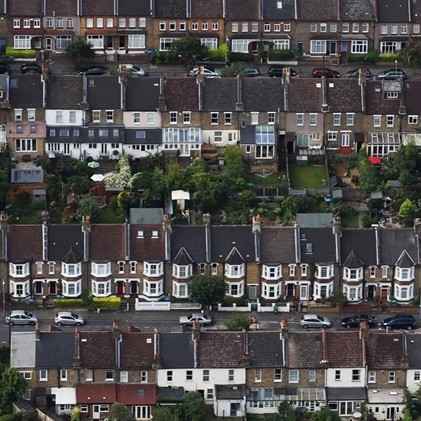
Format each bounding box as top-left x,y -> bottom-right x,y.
343,267 -> 363,281
172,264 -> 192,279
262,265 -> 282,280
225,264 -> 244,278
62,262 -> 81,277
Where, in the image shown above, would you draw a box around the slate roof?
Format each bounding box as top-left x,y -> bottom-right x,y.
7,0 -> 43,15
87,76 -> 121,109
404,81 -> 421,115
379,228 -> 419,265
79,331 -> 116,368
202,78 -> 238,111
45,0 -> 78,15
120,331 -> 155,369
340,229 -> 378,266
260,227 -> 296,264
343,250 -> 364,269
173,247 -> 193,265
125,77 -> 161,111
81,0 -> 115,16
287,332 -> 324,368
154,0 -> 187,18
89,224 -> 126,261
297,0 -> 339,21
326,331 -> 365,367
159,332 -> 195,368
248,331 -> 285,367
326,79 -> 363,113
299,227 -> 336,264
191,0 -> 224,18
225,0 -> 260,20
242,78 -> 285,112
47,224 -> 85,261
288,79 -> 324,112
262,0 -> 296,20
164,78 -> 199,111
339,0 -> 375,21
406,333 -> 421,369
198,331 -> 246,368
216,384 -> 246,399
125,128 -> 162,145
411,0 -> 421,23
210,225 -> 256,263
47,75 -> 84,109
376,0 -> 410,23
118,0 -> 151,15
365,80 -> 401,115
367,332 -> 406,370
129,224 -> 165,261
9,75 -> 44,108
36,332 -> 75,368
170,225 -> 207,262
8,225 -> 43,261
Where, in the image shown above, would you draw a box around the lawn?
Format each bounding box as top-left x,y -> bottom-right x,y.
289,164 -> 327,188
250,172 -> 287,187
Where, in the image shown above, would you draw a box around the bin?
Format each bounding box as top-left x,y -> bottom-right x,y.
273,305 -> 279,314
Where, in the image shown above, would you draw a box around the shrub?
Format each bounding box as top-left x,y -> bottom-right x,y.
54,298 -> 85,308
93,297 -> 121,310
378,52 -> 400,62
227,52 -> 254,63
346,51 -> 379,63
149,51 -> 178,65
268,49 -> 295,61
5,46 -> 36,59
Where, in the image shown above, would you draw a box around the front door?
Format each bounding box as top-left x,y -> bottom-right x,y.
45,37 -> 53,50
329,41 -> 337,55
386,407 -> 398,420
230,403 -> 239,417
367,285 -> 375,299
130,280 -> 138,294
116,280 -> 125,295
249,285 -> 257,301
49,282 -> 57,295
93,405 -> 100,420
287,283 -> 295,297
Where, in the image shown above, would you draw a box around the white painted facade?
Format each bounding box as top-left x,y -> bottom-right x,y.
51,387 -> 76,415
326,367 -> 366,387
45,110 -> 85,126
406,369 -> 421,394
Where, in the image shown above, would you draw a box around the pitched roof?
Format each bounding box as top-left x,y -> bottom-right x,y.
47,224 -> 85,261
339,0 -> 375,20
404,81 -> 421,114
367,332 -> 406,369
8,225 -> 43,261
90,224 -> 127,261
45,0 -> 78,15
248,331 -> 285,367
260,227 -> 297,264
376,0 -> 410,22
210,226 -> 256,262
170,225 -> 207,262
9,75 -> 44,108
365,80 -> 401,115
117,384 -> 156,405
299,228 -> 336,264
47,75 -> 84,109
191,0 -> 224,18
242,78 -> 285,112
125,77 -> 161,111
198,331 -> 246,368
287,332 -> 324,368
343,250 -> 364,268
225,0 -> 260,20
340,229 -> 377,266
10,332 -> 36,368
288,79 -> 324,112
87,76 -> 121,109
120,332 -> 155,369
7,0 -> 43,15
81,0 -> 116,15
159,332 -> 195,368
326,331 -> 365,367
406,333 -> 421,369
262,0 -> 296,20
154,0 -> 187,18
118,0 -> 151,15
164,78 -> 199,111
36,332 -> 75,368
76,383 -> 116,403
79,331 -> 116,368
129,224 -> 165,261
202,78 -> 238,111
379,228 -> 419,265
326,79 -> 363,113
297,0 -> 339,21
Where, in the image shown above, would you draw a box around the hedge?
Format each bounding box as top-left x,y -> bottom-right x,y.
93,297 -> 121,310
54,298 -> 84,308
5,46 -> 36,59
53,296 -> 121,310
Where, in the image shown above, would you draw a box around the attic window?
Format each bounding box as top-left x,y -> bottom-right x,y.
152,230 -> 159,238
301,234 -> 306,240
137,389 -> 145,397
137,230 -> 144,238
89,79 -> 95,86
306,243 -> 313,253
277,1 -> 282,8
136,130 -> 146,139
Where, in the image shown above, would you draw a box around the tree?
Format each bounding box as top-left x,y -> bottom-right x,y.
0,367 -> 27,411
189,275 -> 226,308
399,39 -> 421,66
223,146 -> 248,191
151,406 -> 181,421
64,38 -> 95,65
107,402 -> 135,421
183,391 -> 206,421
224,314 -> 251,331
76,194 -> 100,221
171,36 -> 208,67
398,198 -> 417,227
311,408 -> 341,421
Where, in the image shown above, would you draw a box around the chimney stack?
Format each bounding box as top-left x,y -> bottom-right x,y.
252,215 -> 261,233
203,213 -> 211,225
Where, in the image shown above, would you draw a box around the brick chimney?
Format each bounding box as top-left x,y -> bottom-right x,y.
162,213 -> 172,233
203,213 -> 211,225
252,214 -> 261,233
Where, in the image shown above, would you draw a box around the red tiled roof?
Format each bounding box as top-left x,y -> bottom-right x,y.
90,224 -> 127,261
120,332 -> 155,369
76,383 -> 116,403
117,384 -> 156,405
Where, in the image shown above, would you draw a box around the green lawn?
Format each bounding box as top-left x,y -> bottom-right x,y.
250,172 -> 287,187
289,165 -> 327,188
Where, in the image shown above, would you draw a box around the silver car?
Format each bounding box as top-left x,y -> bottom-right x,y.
300,314 -> 332,329
179,313 -> 212,326
6,310 -> 38,326
54,311 -> 85,326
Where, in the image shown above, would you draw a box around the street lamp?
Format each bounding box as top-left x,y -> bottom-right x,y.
395,59 -> 398,80
2,279 -> 5,315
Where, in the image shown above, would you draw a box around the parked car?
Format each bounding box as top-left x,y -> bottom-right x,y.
382,314 -> 416,330
20,63 -> 41,74
377,68 -> 407,80
268,65 -> 298,77
312,67 -> 341,78
179,313 -> 213,326
78,65 -> 107,76
242,67 -> 261,77
0,62 -> 10,74
54,311 -> 85,326
189,65 -> 221,78
341,314 -> 376,328
300,314 -> 332,329
119,64 -> 148,76
5,310 -> 37,325
346,68 -> 373,79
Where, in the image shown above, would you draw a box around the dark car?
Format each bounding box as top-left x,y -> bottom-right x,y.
20,63 -> 42,74
346,68 -> 373,79
268,65 -> 298,77
242,67 -> 261,77
312,67 -> 341,78
0,63 -> 10,74
377,68 -> 407,80
382,314 -> 416,330
78,65 -> 107,75
341,314 -> 376,328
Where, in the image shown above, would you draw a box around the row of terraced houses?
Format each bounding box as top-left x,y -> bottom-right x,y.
0,0 -> 420,60
10,323 -> 421,420
1,212 -> 421,305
